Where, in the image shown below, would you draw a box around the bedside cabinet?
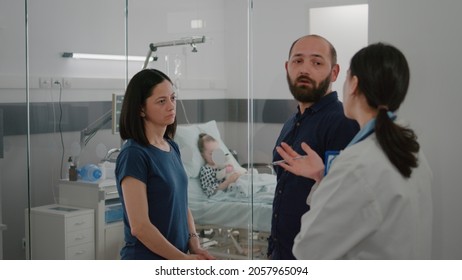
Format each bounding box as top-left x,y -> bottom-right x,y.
58,179 -> 124,259
25,204 -> 95,260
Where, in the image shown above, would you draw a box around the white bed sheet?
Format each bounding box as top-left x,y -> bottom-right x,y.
188,173 -> 276,233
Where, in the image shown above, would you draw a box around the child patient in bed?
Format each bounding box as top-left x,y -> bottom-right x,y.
198,133 -> 245,197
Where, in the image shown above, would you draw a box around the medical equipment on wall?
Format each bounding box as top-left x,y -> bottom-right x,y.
142,36 -> 206,69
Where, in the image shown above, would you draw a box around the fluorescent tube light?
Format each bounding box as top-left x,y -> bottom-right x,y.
62,52 -> 152,62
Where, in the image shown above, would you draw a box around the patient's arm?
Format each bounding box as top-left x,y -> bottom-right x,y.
217,172 -> 240,190
199,165 -> 240,197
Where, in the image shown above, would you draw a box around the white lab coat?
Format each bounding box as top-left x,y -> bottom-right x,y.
293,133 -> 433,259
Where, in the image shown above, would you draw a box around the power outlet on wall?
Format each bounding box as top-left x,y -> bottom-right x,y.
39,77 -> 70,89
38,77 -> 52,89
51,78 -> 62,88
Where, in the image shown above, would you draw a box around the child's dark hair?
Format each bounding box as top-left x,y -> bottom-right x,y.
198,133 -> 217,154
350,42 -> 419,178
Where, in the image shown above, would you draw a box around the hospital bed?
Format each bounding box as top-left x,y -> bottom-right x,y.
175,120 -> 276,259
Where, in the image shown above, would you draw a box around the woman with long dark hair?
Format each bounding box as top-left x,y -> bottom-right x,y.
116,69 -> 214,260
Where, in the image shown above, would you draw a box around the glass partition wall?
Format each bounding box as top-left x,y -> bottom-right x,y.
1,0 -> 257,260
23,0 -> 127,260
0,0 -> 28,260
1,0 -> 366,260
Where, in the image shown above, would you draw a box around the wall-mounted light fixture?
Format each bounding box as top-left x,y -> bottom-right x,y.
62,52 -> 153,62
62,36 -> 205,68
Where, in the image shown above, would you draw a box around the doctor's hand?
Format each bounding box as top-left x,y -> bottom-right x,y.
275,142 -> 325,182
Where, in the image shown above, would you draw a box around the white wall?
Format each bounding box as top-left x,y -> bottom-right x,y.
310,4 -> 368,100
224,0 -> 249,99
369,0 -> 462,260
0,0 -> 229,103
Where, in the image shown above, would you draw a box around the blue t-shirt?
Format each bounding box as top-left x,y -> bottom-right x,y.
269,92 -> 359,259
115,138 -> 189,260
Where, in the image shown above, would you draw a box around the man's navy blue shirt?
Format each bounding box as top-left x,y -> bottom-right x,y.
269,91 -> 359,259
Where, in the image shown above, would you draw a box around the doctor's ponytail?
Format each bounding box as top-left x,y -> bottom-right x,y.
350,43 -> 419,178
375,106 -> 419,178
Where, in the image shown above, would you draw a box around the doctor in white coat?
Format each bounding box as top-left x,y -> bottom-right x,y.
275,42 -> 433,259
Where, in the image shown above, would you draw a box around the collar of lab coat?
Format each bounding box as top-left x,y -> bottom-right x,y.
347,111 -> 396,148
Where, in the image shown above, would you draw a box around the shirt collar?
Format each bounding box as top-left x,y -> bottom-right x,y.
296,91 -> 339,117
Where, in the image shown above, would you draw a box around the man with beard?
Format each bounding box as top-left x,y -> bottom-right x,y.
267,35 -> 359,259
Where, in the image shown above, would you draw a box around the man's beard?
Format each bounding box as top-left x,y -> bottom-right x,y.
287,73 -> 331,103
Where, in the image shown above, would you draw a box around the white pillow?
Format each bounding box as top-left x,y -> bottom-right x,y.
175,120 -> 238,178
